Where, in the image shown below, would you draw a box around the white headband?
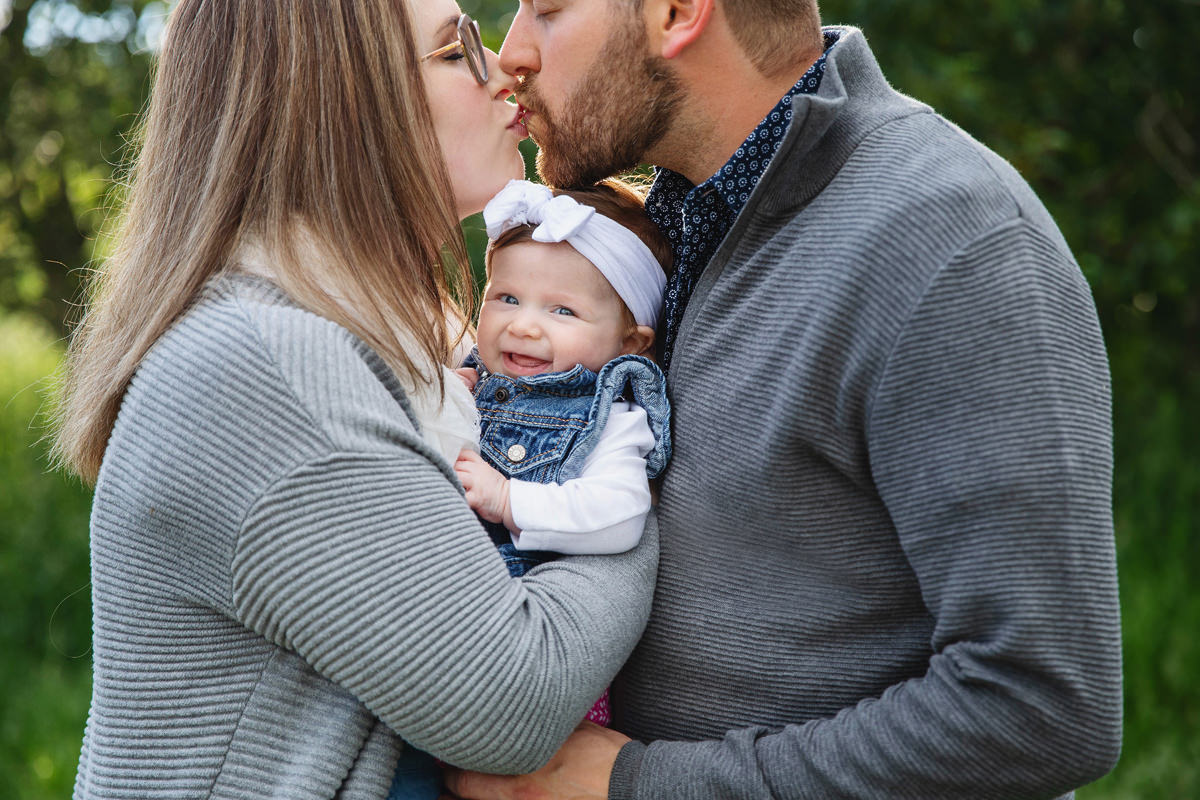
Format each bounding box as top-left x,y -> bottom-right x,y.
483,180 -> 666,330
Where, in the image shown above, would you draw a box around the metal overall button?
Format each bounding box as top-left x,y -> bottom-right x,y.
494,387 -> 510,402
507,444 -> 527,462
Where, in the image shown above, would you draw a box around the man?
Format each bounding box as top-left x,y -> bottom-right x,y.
448,0 -> 1122,797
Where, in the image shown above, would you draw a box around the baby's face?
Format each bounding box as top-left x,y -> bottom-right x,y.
478,240 -> 634,378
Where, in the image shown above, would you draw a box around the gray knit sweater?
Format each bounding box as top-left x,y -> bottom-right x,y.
608,28 -> 1122,800
74,275 -> 657,798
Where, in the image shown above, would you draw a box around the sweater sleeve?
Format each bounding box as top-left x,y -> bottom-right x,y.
509,402 -> 654,554
610,220 -> 1121,799
229,385 -> 658,776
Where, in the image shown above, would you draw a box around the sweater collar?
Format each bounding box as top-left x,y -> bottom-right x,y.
751,27 -> 932,215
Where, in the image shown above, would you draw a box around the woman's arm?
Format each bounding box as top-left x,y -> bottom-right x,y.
207,288 -> 658,776
232,439 -> 657,776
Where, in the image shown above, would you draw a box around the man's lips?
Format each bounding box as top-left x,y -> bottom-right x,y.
503,351 -> 551,375
515,97 -> 543,127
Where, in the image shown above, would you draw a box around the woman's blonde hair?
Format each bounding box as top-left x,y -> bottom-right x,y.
53,0 -> 473,483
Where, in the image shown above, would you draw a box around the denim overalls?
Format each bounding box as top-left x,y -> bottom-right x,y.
387,352 -> 671,800
469,349 -> 672,575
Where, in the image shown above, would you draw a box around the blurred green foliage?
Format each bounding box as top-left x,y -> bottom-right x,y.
1,0 -> 1196,797
1,0 -> 165,326
0,315 -> 93,797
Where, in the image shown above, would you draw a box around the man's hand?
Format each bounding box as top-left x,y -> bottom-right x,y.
444,722 -> 631,800
455,449 -> 515,530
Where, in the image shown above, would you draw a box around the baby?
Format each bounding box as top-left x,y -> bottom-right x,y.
454,178 -> 673,575
387,178 -> 672,800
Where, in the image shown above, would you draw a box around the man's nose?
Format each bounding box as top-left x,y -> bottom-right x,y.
499,5 -> 539,78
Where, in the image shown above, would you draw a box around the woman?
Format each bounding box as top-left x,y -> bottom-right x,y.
52,1 -> 656,797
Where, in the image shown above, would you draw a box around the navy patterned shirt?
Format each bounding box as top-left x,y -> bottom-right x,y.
648,31 -> 840,372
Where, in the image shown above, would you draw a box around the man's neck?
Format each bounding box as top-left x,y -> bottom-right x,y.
650,46 -> 825,186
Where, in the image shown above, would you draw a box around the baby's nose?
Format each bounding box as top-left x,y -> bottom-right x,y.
509,313 -> 542,338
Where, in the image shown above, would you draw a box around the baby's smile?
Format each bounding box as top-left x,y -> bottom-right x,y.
502,351 -> 553,376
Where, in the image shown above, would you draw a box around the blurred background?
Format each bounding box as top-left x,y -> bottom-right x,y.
1,0 -> 1196,796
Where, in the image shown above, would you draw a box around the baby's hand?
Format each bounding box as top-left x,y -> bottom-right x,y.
454,367 -> 479,391
455,449 -> 515,530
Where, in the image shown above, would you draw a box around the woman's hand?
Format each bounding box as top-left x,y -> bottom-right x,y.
455,449 -> 516,531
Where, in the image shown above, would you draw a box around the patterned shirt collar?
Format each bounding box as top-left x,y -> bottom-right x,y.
648,30 -> 840,371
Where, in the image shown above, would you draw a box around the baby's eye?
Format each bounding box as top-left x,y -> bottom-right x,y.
553,307 -> 575,317
499,294 -> 519,305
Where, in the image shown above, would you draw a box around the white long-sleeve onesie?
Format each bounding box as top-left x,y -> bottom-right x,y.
507,400 -> 654,555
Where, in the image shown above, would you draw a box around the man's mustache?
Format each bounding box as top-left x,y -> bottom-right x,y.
514,76 -> 546,118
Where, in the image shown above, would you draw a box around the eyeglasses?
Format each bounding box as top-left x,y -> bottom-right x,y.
420,14 -> 489,86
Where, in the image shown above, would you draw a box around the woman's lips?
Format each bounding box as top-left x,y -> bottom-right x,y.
503,351 -> 551,375
508,104 -> 529,139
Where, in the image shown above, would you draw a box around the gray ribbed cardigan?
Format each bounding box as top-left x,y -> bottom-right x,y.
608,28 -> 1122,800
73,275 -> 657,798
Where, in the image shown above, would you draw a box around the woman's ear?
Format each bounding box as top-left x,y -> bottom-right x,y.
622,325 -> 657,359
645,0 -> 716,60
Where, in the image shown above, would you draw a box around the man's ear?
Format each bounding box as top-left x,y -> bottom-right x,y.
644,0 -> 715,60
622,325 -> 657,359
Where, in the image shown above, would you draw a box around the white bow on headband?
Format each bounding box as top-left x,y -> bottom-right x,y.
483,180 -> 666,330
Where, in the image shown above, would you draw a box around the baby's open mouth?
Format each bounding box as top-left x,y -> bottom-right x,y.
504,352 -> 551,375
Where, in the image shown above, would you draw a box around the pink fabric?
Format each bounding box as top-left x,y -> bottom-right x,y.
585,687 -> 611,727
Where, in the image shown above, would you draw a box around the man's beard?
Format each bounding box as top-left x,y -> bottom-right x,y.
518,16 -> 682,188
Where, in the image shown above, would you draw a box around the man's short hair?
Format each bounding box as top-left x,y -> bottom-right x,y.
723,0 -> 823,77
626,0 -> 821,77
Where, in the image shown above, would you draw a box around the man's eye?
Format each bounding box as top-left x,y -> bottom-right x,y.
553,307 -> 575,317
